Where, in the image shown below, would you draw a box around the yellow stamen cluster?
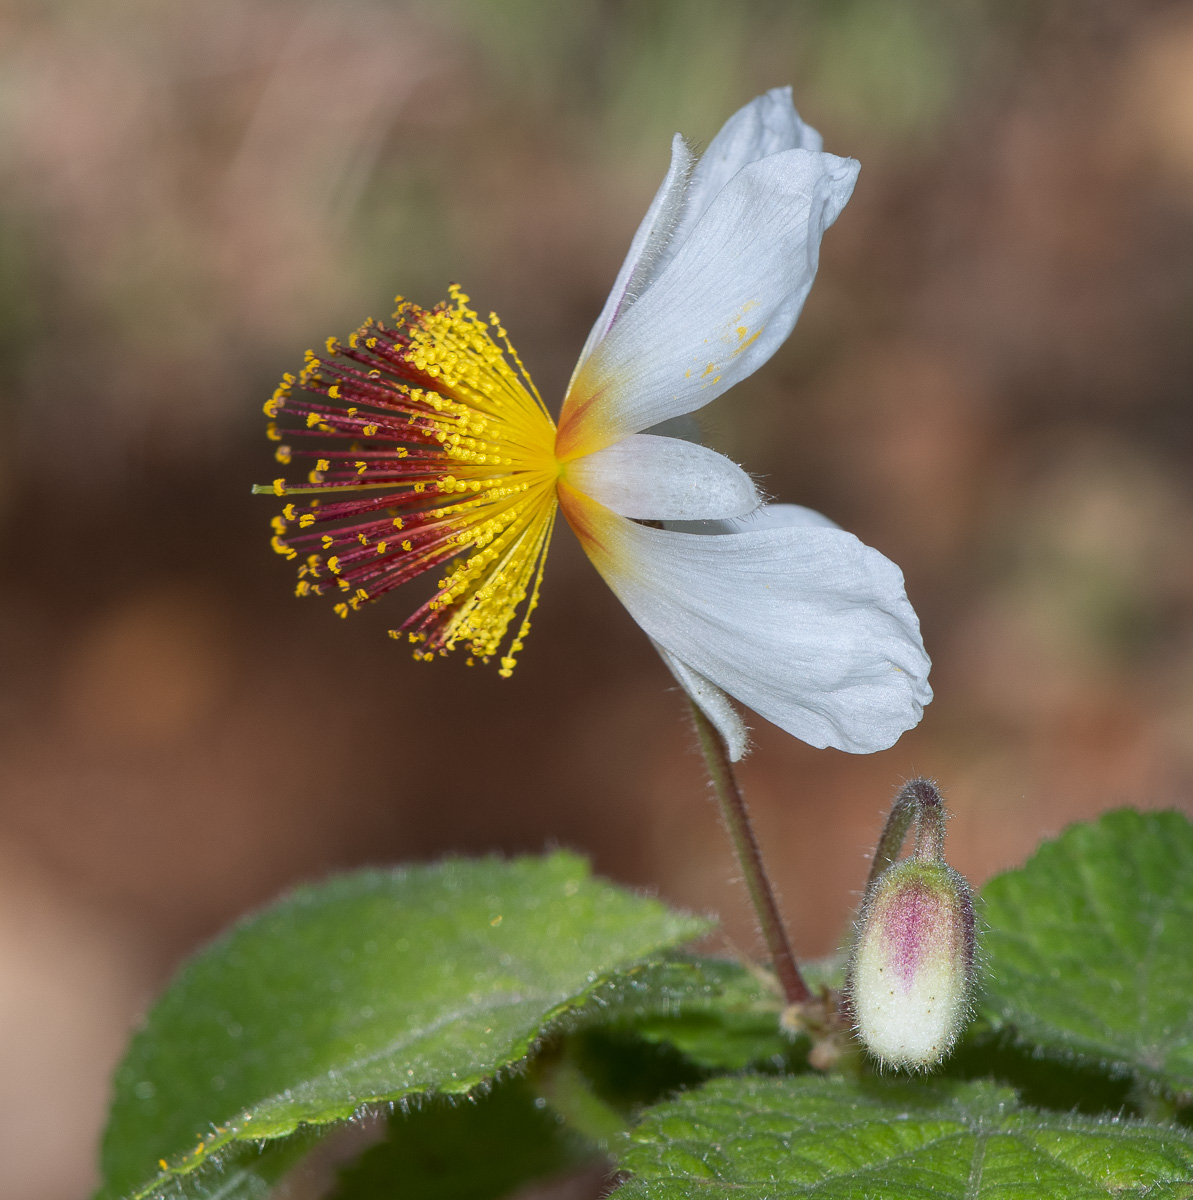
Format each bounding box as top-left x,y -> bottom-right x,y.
260,285 -> 561,675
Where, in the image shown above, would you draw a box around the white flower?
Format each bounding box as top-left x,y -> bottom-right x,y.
263,87 -> 931,759
555,87 -> 932,758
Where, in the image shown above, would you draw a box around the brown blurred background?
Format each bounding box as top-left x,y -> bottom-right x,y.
2,0 -> 1193,1194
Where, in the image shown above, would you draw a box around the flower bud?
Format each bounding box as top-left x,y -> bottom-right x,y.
848,857 -> 975,1069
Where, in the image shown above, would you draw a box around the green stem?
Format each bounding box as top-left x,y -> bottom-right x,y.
687,702 -> 811,1006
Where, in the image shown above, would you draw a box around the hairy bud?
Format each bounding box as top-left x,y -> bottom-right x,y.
847,779 -> 975,1070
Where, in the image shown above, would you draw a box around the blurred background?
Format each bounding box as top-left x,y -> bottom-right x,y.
1,0 -> 1192,1194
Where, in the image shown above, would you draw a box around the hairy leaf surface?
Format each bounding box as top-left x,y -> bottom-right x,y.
615,1074 -> 1193,1198
98,853 -> 707,1200
980,809 -> 1193,1097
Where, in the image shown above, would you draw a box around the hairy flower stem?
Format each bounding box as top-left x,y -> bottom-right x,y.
688,702 -> 812,1006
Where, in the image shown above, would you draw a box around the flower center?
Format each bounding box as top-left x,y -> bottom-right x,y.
258,286 -> 559,675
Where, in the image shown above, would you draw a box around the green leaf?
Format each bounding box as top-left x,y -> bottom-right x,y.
946,1028 -> 1134,1118
630,956 -> 846,1071
329,1077 -> 594,1200
979,808 -> 1193,1098
98,853 -> 707,1200
614,1074 -> 1193,1198
585,956 -> 787,1071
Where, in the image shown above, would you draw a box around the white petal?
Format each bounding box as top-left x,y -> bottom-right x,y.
652,638 -> 750,761
666,501 -> 840,536
570,134 -> 694,382
566,434 -> 759,520
574,91 -> 821,378
558,148 -> 859,458
561,494 -> 931,753
657,87 -> 823,281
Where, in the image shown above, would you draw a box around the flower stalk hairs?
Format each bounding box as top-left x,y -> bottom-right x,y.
256,89 -> 933,1022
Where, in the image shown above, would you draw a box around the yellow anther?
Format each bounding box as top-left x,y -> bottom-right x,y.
266,422 -> 281,441
316,459 -> 330,472
377,542 -> 387,554
271,536 -> 290,556
275,445 -> 291,464
263,398 -> 280,418
328,384 -> 340,399
307,412 -> 321,428
295,580 -> 310,597
272,479 -> 286,496
392,517 -> 404,529
328,556 -> 341,573
271,515 -> 286,534
401,539 -> 412,551
325,336 -> 339,354
355,461 -> 368,475
355,588 -> 369,602
308,469 -> 324,484
334,602 -> 349,618
298,513 -> 315,528
283,503 -> 296,520
362,424 -> 378,437
321,535 -> 333,549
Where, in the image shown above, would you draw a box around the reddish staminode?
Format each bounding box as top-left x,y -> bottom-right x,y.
255,286 -> 559,676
